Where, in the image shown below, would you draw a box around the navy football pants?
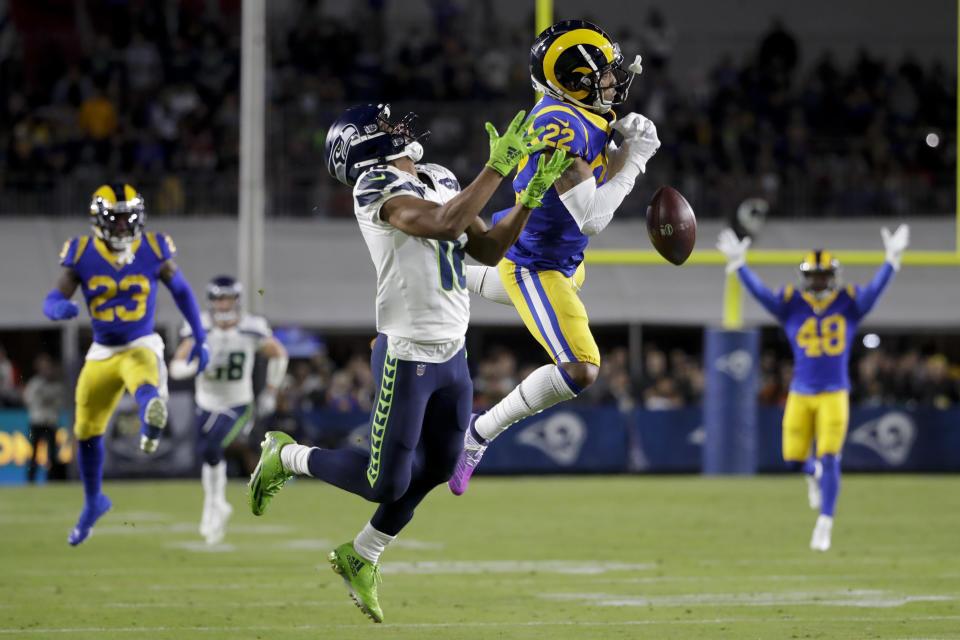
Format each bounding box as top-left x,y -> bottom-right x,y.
307,333 -> 472,536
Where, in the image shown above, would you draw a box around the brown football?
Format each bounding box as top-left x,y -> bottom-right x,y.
646,186 -> 697,265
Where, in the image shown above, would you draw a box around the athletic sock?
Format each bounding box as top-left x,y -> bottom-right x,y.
202,461 -> 227,504
819,454 -> 841,516
353,521 -> 396,565
77,435 -> 105,503
280,443 -> 315,476
475,364 -> 580,442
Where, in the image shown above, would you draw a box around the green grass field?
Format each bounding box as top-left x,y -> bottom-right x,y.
2,474 -> 959,639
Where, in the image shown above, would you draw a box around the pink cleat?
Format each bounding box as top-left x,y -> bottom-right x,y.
448,413 -> 487,496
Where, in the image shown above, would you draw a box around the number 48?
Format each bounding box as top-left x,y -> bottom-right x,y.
796,313 -> 847,357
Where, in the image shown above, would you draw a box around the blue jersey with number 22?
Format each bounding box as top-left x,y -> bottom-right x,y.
492,95 -> 616,277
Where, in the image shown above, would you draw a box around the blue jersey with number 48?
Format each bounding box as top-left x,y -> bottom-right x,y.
493,95 -> 616,276
59,233 -> 177,346
737,263 -> 895,394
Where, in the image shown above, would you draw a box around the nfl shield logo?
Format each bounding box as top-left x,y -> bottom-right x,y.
416,363 -> 426,376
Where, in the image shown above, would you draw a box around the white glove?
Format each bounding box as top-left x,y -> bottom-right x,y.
257,389 -> 277,418
627,54 -> 643,75
716,228 -> 752,274
880,224 -> 910,271
611,113 -> 660,173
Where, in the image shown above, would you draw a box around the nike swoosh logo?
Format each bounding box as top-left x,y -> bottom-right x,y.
555,118 -> 570,128
369,175 -> 387,181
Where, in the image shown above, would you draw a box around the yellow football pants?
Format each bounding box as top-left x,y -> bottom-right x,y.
781,390 -> 849,460
74,347 -> 162,439
498,259 -> 599,366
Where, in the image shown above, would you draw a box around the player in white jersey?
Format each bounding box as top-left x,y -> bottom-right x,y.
246,103 -> 571,622
170,275 -> 288,544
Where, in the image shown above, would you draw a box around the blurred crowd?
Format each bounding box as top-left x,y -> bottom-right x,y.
758,346 -> 960,409
0,1 -> 954,217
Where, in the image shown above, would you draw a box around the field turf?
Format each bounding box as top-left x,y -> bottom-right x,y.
1,474 -> 959,639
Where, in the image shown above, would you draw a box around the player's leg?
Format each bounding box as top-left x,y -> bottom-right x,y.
250,334 -> 429,514
781,392 -> 820,509
449,261 -> 592,495
197,404 -> 250,544
70,358 -> 125,545
329,346 -> 473,624
26,424 -> 42,483
118,347 -> 168,453
810,391 -> 849,552
465,264 -> 513,305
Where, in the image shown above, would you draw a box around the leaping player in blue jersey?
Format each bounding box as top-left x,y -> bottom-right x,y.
717,225 -> 910,551
43,184 -> 210,546
449,20 -> 660,495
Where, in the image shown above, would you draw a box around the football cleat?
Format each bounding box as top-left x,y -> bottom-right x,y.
203,501 -> 233,546
328,541 -> 384,623
68,493 -> 112,546
448,413 -> 487,496
248,431 -> 295,516
139,397 -> 168,454
810,514 -> 833,552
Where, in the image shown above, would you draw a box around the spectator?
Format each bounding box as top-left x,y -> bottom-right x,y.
0,343 -> 20,407
23,354 -> 66,482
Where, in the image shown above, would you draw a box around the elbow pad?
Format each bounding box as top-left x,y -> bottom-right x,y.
558,164 -> 640,236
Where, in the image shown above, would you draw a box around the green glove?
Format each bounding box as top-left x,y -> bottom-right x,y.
485,110 -> 546,177
518,149 -> 574,209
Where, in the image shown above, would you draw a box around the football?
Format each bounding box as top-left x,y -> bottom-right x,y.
646,186 -> 697,265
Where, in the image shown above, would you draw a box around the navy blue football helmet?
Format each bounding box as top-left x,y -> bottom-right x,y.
207,275 -> 242,324
324,104 -> 430,186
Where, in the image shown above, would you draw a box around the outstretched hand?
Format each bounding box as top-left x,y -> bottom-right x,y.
485,110 -> 546,177
881,224 -> 910,271
519,149 -> 575,209
716,228 -> 752,274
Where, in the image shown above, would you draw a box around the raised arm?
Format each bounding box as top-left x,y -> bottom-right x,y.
463,151 -> 574,265
557,112 -> 660,236
716,229 -> 787,319
160,259 -> 209,372
381,110 -> 545,241
853,224 -> 909,318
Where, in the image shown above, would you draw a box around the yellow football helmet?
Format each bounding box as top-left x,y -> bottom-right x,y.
530,19 -> 635,114
89,183 -> 145,253
798,249 -> 840,299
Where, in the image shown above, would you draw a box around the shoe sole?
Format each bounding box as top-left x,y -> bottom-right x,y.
328,552 -> 382,623
144,397 -> 168,429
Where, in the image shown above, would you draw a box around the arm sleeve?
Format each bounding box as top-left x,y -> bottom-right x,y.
736,265 -> 787,319
163,269 -> 206,343
558,165 -> 640,236
853,262 -> 895,319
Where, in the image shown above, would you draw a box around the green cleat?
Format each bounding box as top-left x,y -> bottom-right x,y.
328,541 -> 384,623
248,431 -> 295,516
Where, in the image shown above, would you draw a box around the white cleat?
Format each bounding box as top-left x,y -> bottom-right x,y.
204,501 -> 233,545
810,514 -> 833,552
140,397 -> 168,453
